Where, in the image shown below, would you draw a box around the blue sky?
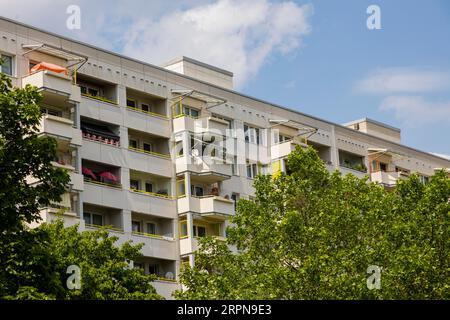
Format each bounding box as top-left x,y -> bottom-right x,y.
1,0 -> 449,156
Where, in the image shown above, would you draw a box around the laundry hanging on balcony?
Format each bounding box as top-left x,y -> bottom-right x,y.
30,61 -> 68,75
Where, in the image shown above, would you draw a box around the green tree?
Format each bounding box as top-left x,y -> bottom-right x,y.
0,70 -> 161,300
175,146 -> 449,299
0,68 -> 70,297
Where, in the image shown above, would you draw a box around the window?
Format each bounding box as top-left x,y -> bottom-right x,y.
274,132 -> 291,144
354,123 -> 360,130
419,175 -> 429,185
193,225 -> 206,237
129,139 -> 138,149
371,160 -> 377,171
0,55 -> 13,76
146,222 -> 156,235
41,107 -> 62,118
180,222 -> 188,237
130,179 -> 140,190
231,193 -> 239,210
143,142 -> 153,152
88,88 -> 99,97
83,212 -> 103,226
132,221 -> 141,232
148,264 -> 159,275
141,103 -> 150,112
127,99 -> 136,108
212,114 -> 233,130
176,141 -> 184,156
145,182 -> 153,193
182,105 -> 199,118
246,161 -> 258,179
191,185 -> 204,197
379,162 -> 387,172
244,124 -> 262,145
231,156 -> 238,175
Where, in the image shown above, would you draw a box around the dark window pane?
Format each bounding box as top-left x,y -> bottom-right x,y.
127,99 -> 136,108
92,214 -> 103,226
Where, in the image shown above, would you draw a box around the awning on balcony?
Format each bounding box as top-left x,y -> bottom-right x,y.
171,89 -> 226,109
22,43 -> 88,69
268,119 -> 318,140
31,62 -> 68,75
81,122 -> 119,140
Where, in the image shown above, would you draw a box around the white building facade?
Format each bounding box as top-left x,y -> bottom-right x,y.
1,17 -> 449,299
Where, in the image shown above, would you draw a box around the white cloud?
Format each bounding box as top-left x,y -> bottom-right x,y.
355,68 -> 450,94
121,0 -> 313,87
379,95 -> 450,126
0,0 -> 312,88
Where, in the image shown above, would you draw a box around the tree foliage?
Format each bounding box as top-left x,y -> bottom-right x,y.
176,146 -> 450,299
0,71 -> 161,299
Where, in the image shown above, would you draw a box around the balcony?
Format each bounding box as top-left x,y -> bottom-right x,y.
22,69 -> 80,102
271,140 -> 305,160
39,114 -> 82,145
151,280 -> 180,300
125,107 -> 171,138
370,171 -> 407,187
176,155 -> 232,182
173,115 -> 230,137
339,166 -> 368,179
130,233 -> 177,260
180,235 -> 226,256
52,160 -> 84,191
177,195 -> 234,218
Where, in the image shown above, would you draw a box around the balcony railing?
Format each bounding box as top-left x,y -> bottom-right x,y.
81,92 -> 118,105
128,146 -> 170,159
82,131 -> 120,147
85,223 -> 124,233
126,105 -> 168,119
130,188 -> 174,200
84,177 -> 122,189
131,230 -> 174,241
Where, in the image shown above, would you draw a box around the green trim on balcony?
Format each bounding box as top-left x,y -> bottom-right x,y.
128,146 -> 170,159
126,105 -> 168,119
81,92 -> 118,105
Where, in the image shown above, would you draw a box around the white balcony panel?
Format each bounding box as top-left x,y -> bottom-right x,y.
177,196 -> 234,216
22,70 -> 77,100
127,149 -> 172,177
339,166 -> 369,179
81,139 -> 125,167
173,116 -> 196,133
173,116 -> 230,136
370,171 -> 403,186
69,172 -> 84,191
152,280 -> 180,300
175,156 -> 232,178
39,115 -> 82,146
124,108 -> 171,138
180,237 -> 197,256
130,234 -> 177,260
271,141 -> 297,160
80,96 -> 122,126
126,191 -> 177,218
83,182 -> 125,208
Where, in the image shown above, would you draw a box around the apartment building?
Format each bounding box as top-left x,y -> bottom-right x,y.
1,17 -> 449,299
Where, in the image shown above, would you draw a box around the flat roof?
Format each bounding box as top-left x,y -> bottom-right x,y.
162,56 -> 234,77
1,15 -> 449,164
343,118 -> 401,133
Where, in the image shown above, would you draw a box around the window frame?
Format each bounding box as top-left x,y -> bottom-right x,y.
0,54 -> 13,76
